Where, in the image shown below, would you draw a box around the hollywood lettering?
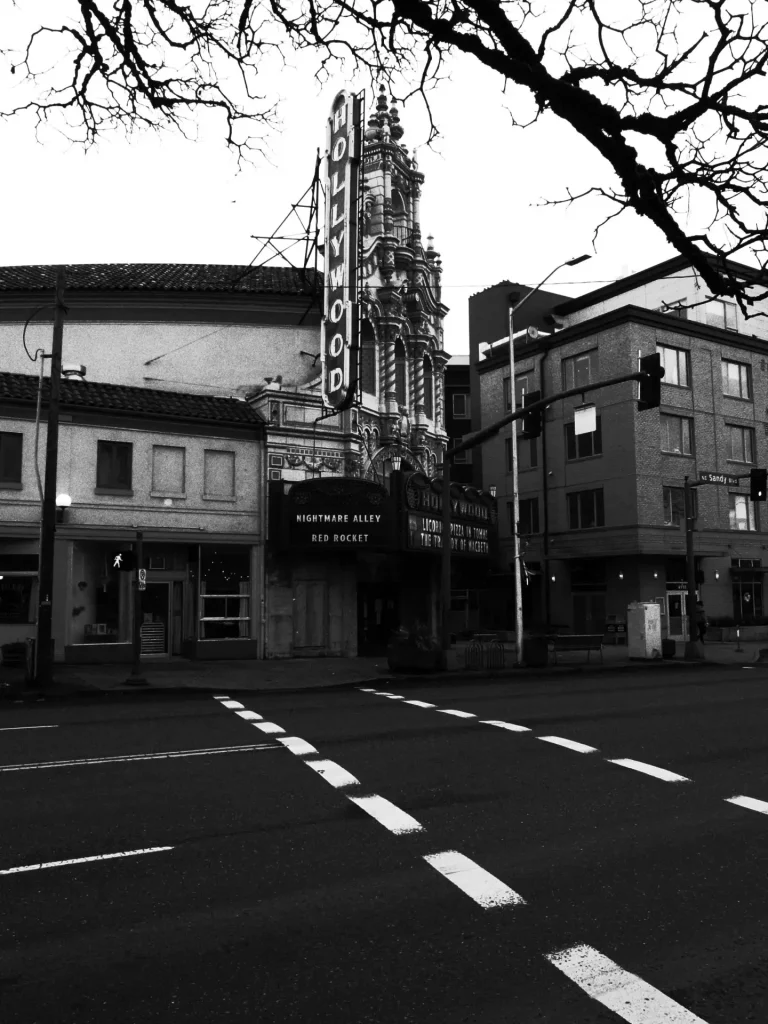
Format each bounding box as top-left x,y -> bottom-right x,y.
321,91 -> 362,412
409,487 -> 489,521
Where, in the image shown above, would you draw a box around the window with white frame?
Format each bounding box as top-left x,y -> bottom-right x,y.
658,345 -> 689,387
722,359 -> 751,399
660,414 -> 693,455
198,545 -> 251,639
656,301 -> 688,320
726,424 -> 755,463
503,374 -> 529,412
729,493 -> 758,531
706,299 -> 738,331
662,485 -> 696,527
565,417 -> 602,460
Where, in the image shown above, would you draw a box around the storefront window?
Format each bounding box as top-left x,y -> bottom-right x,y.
71,542 -> 131,644
199,545 -> 251,639
0,576 -> 35,623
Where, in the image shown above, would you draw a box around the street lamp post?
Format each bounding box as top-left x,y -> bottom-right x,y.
508,254 -> 591,666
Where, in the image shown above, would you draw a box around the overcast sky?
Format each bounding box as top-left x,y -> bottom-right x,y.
0,19 -> 680,355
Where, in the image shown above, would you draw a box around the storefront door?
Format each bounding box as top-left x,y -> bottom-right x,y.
357,583 -> 398,655
141,582 -> 170,656
667,592 -> 688,641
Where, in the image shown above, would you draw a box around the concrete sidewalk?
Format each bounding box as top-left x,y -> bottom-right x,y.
1,637 -> 765,702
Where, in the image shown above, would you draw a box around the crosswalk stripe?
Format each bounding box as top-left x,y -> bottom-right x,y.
424,850 -> 526,908
305,759 -> 360,788
546,944 -> 710,1022
347,795 -> 424,834
607,759 -> 690,783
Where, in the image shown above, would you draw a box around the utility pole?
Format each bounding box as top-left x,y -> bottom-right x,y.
507,300 -> 524,667
126,531 -> 147,684
683,476 -> 700,660
34,267 -> 66,689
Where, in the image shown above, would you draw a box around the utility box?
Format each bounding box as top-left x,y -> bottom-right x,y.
627,602 -> 662,660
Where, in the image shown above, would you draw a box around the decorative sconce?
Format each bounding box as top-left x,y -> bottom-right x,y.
653,572 -> 658,579
618,573 -> 624,580
490,485 -> 497,498
391,454 -> 402,471
551,575 -> 556,582
55,493 -> 72,524
715,570 -> 720,580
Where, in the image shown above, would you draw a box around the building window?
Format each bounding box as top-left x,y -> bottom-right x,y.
567,488 -> 605,530
0,431 -> 23,486
732,558 -> 764,621
152,445 -> 185,494
565,417 -> 602,460
423,356 -> 434,419
729,493 -> 758,531
660,414 -> 693,455
96,440 -> 132,490
518,497 -> 539,535
658,345 -> 689,387
0,575 -> 35,623
453,435 -> 473,464
726,424 -> 755,463
204,449 -> 235,497
722,359 -> 751,399
199,545 -> 251,639
657,301 -> 688,320
394,338 -> 407,406
706,299 -> 738,331
360,320 -> 377,396
503,374 -> 529,412
452,393 -> 471,418
504,435 -> 537,471
562,349 -> 598,390
662,485 -> 697,527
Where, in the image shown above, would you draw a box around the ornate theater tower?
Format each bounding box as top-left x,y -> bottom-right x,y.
353,85 -> 449,481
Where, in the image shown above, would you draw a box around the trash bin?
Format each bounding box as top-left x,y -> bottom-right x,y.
523,635 -> 549,667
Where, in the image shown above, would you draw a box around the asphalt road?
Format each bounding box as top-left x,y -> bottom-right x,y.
2,665 -> 768,1023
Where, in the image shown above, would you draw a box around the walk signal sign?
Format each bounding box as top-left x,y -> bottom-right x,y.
111,551 -> 135,572
750,467 -> 767,502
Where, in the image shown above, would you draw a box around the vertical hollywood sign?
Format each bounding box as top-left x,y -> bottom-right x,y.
322,90 -> 362,412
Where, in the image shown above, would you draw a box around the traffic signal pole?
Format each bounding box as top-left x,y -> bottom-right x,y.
684,476 -> 699,660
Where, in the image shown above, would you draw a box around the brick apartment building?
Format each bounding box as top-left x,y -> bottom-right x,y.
473,255 -> 768,640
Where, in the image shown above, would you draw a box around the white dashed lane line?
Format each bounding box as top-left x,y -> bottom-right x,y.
277,736 -> 319,756
0,724 -> 59,732
404,700 -> 437,708
347,795 -> 425,834
726,795 -> 768,815
607,759 -> 690,784
480,719 -> 532,733
0,846 -> 174,876
438,709 -> 477,719
304,759 -> 361,789
538,736 -> 598,754
546,944 -> 709,1023
424,850 -> 526,909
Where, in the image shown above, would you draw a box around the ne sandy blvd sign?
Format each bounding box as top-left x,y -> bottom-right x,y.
698,471 -> 741,487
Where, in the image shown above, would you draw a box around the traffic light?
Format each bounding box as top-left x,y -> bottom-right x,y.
638,352 -> 665,410
750,467 -> 767,502
521,390 -> 543,439
111,550 -> 135,572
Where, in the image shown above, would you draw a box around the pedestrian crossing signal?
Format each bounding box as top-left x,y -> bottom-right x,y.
638,353 -> 664,410
111,551 -> 135,571
750,467 -> 767,502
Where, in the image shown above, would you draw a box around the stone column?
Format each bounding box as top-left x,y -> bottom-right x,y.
413,341 -> 426,425
384,329 -> 399,417
433,352 -> 449,434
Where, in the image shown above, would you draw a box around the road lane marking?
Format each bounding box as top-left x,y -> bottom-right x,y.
347,795 -> 425,834
357,688 -> 378,692
252,722 -> 285,734
424,850 -> 526,909
726,795 -> 768,815
218,700 -> 245,709
0,743 -> 281,772
276,736 -> 318,756
403,700 -> 437,708
235,710 -> 263,721
538,736 -> 598,754
480,720 -> 532,732
370,691 -> 398,697
0,846 -> 174,876
546,944 -> 710,1023
305,759 -> 360,788
437,709 -> 476,718
0,725 -> 59,731
607,759 -> 690,783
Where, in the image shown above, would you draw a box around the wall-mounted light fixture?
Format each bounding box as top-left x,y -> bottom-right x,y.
551,575 -> 556,582
490,485 -> 497,498
55,493 -> 72,524
715,569 -> 720,580
653,572 -> 658,579
391,454 -> 402,471
618,572 -> 624,580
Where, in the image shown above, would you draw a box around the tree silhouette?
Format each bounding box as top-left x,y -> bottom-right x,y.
3,1 -> 768,310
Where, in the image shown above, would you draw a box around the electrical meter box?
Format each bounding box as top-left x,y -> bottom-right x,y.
627,602 -> 662,660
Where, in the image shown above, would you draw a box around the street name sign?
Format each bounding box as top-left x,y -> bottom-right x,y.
699,472 -> 740,486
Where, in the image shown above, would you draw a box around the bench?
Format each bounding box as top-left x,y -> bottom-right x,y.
549,634 -> 604,664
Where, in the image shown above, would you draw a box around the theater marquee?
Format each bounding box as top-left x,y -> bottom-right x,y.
321,90 -> 363,413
